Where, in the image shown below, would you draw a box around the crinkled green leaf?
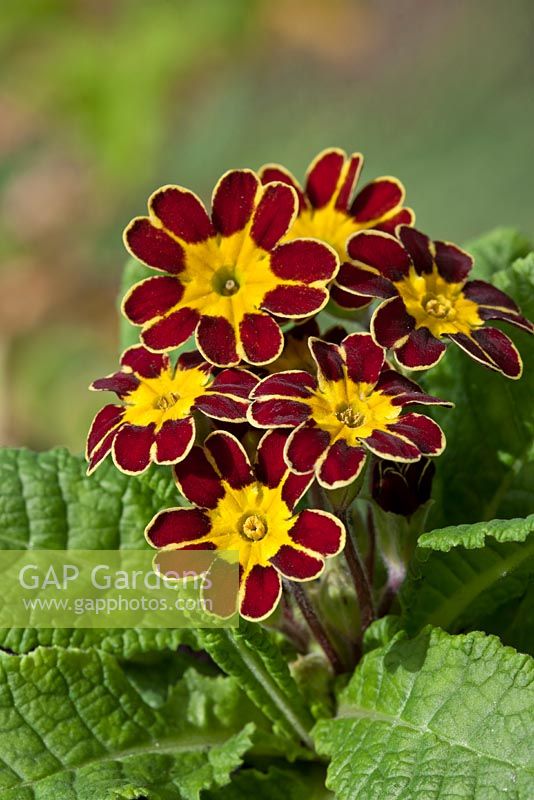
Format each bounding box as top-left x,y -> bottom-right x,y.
464,227 -> 531,281
314,628 -> 534,800
197,623 -> 315,754
424,245 -> 534,526
401,515 -> 534,637
477,582 -> 534,656
0,447 -> 194,657
204,765 -> 333,799
0,648 -> 254,799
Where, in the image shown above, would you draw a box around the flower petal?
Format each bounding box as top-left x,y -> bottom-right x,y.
155,417 -> 195,464
255,430 -> 313,509
87,430 -> 116,474
211,169 -> 259,236
259,163 -> 307,211
196,315 -> 239,367
250,397 -> 310,428
371,296 -> 415,349
285,423 -> 331,474
350,178 -> 404,223
347,230 -> 411,282
365,429 -> 421,461
205,431 -> 253,488
330,283 -> 373,310
195,394 -> 248,422
176,350 -> 212,373
336,261 -> 396,299
122,276 -> 184,325
305,148 -> 346,208
239,313 -> 283,365
375,207 -> 415,234
86,404 -> 123,459
270,545 -> 324,580
342,332 -> 385,385
91,372 -> 139,396
174,446 -> 224,508
149,186 -> 214,243
289,509 -> 345,556
112,424 -> 155,474
397,225 -> 434,274
124,218 -> 185,274
395,327 -> 447,370
252,370 -> 316,400
240,564 -> 281,621
142,307 -> 200,352
458,328 -> 522,379
463,280 -> 521,311
270,239 -> 338,282
318,441 -> 367,489
250,183 -> 297,250
121,345 -> 169,378
210,368 -> 259,398
434,241 -> 473,282
388,412 -> 445,455
309,338 -> 345,382
146,508 -> 211,548
262,284 -> 328,317
375,369 -> 452,406
334,153 -> 363,210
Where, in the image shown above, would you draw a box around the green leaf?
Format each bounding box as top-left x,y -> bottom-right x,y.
204,765 -> 333,799
314,628 -> 534,800
464,227 -> 531,281
401,515 -> 534,639
424,248 -> 534,526
476,582 -> 534,656
0,648 -> 254,799
0,447 -> 194,657
197,622 -> 315,754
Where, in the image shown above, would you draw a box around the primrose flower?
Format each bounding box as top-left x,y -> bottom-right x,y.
372,457 -> 435,516
122,170 -> 339,367
260,147 -> 413,277
86,345 -> 257,475
265,319 -> 346,375
145,430 -> 345,621
335,226 -> 534,377
249,333 -> 450,490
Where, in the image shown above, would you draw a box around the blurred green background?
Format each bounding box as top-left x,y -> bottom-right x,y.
1,0 -> 533,452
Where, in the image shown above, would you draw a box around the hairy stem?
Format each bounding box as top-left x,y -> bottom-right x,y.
288,581 -> 346,674
340,508 -> 376,632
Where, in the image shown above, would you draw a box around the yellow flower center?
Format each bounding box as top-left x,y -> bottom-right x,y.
394,266 -> 482,338
240,514 -> 267,542
288,206 -> 360,262
212,265 -> 241,297
122,366 -> 209,431
306,373 -> 400,448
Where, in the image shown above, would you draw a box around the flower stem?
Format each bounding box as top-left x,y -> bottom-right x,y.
287,581 -> 346,674
340,508 -> 376,632
365,505 -> 376,583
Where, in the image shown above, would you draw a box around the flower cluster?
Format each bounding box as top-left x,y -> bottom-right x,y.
88,147 -> 533,624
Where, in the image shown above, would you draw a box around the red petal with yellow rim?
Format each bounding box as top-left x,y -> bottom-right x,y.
240,564 -> 281,620
87,430 -> 115,473
150,187 -> 214,243
388,412 -> 444,455
86,404 -> 124,458
285,423 -> 330,474
478,306 -> 534,334
434,241 -> 473,282
335,153 -> 363,210
375,369 -> 452,406
318,441 -> 366,488
91,372 -> 139,396
142,307 -> 199,352
177,351 -> 212,373
252,370 -> 316,400
271,545 -> 324,580
194,394 -> 248,421
347,231 -> 411,282
123,276 -> 184,325
250,183 -> 296,250
146,508 -> 211,548
289,509 -> 345,556
271,239 -> 338,282
210,368 -> 258,398
174,446 -> 224,509
375,207 -> 415,234
250,397 -> 310,427
336,261 -> 396,299
342,332 -> 385,385
306,149 -> 345,209
330,283 -> 372,310
262,284 -> 327,317
196,315 -> 239,367
471,328 -> 522,378
239,313 -> 283,365
212,170 -> 259,236
309,338 -> 345,382
351,178 -> 403,222
395,328 -> 447,370
125,218 -> 185,273
205,431 -> 253,489
121,346 -> 169,378
397,226 -> 434,274
259,164 -> 307,211
113,424 -> 155,474
463,279 -> 519,310
255,429 -> 288,488
371,297 -> 415,349
155,418 -> 195,464
365,429 -> 421,461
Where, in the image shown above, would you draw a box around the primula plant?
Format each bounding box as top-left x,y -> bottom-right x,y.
1,147 -> 534,799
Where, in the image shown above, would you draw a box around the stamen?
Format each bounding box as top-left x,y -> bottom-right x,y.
423,293 -> 454,320
337,406 -> 364,428
154,392 -> 180,411
241,514 -> 267,542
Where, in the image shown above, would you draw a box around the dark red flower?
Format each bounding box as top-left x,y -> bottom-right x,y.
372,457 -> 435,516
248,333 -> 450,490
86,345 -> 257,475
145,430 -> 345,621
122,170 -> 339,367
335,226 -> 533,378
